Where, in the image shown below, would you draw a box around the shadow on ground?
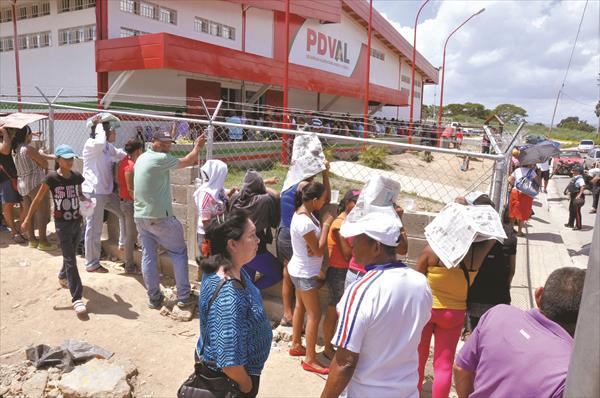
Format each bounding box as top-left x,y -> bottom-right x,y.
526,232 -> 564,243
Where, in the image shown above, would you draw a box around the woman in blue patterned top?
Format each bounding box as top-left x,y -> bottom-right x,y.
196,209 -> 272,397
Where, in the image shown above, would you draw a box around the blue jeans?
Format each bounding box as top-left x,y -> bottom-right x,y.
56,221 -> 83,302
135,216 -> 190,301
119,200 -> 137,267
84,192 -> 125,271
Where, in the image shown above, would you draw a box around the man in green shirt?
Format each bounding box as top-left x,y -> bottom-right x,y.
134,131 -> 205,309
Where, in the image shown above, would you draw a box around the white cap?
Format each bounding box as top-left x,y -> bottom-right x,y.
340,176 -> 403,247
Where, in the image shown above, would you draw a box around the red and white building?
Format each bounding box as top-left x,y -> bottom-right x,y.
1,0 -> 438,119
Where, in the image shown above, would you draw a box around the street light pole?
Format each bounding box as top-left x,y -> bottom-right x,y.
11,1 -> 22,111
363,0 -> 373,140
409,0 -> 431,144
437,8 -> 485,146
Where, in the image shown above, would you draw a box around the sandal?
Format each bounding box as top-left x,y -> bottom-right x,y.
289,346 -> 306,357
301,361 -> 329,375
11,234 -> 26,244
279,317 -> 293,327
38,242 -> 57,251
73,300 -> 87,315
29,239 -> 39,248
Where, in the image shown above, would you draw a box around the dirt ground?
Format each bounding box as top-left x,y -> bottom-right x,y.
0,225 -> 449,397
0,227 -> 328,397
388,151 -> 495,192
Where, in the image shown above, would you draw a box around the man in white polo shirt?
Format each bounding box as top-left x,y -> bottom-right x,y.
321,176 -> 432,398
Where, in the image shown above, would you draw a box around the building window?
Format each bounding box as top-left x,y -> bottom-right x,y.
194,17 -> 235,41
8,31 -> 51,51
41,2 -> 50,16
120,0 -> 136,13
159,6 -> 176,24
401,74 -> 411,84
2,2 -> 50,21
0,7 -> 12,23
58,0 -> 95,13
0,37 -> 14,52
120,27 -> 149,38
139,1 -> 155,19
58,24 -> 96,46
120,0 -> 177,25
370,48 -> 385,61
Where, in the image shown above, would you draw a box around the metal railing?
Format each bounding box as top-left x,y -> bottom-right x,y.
0,97 -> 519,215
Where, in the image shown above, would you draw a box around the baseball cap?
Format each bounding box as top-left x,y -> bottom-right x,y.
311,118 -> 323,128
54,144 -> 78,159
152,131 -> 175,143
340,176 -> 402,247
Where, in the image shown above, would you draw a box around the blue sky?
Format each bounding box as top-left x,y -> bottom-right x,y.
374,0 -> 599,126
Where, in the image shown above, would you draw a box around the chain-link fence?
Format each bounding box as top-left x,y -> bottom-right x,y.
1,97 -> 519,214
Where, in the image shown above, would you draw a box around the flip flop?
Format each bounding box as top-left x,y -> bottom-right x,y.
301,361 -> 329,375
279,317 -> 293,327
289,347 -> 306,357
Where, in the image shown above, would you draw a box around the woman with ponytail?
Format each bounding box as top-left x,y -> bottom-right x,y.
195,209 -> 272,398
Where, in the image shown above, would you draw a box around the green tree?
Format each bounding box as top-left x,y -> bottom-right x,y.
595,100 -> 600,118
493,104 -> 528,124
557,116 -> 595,132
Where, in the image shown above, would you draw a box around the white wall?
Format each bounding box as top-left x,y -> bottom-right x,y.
289,88 -> 318,111
0,0 -> 96,97
107,69 -> 187,107
369,37 -> 400,90
245,6 -> 273,58
107,0 -> 243,51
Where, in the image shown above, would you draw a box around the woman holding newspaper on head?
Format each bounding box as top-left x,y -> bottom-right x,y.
415,193 -> 505,398
276,133 -> 330,328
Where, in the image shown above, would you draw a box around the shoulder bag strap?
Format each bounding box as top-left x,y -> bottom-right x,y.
198,278 -> 231,357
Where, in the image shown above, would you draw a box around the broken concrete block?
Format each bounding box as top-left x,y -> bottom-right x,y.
21,371 -> 48,398
58,358 -> 131,398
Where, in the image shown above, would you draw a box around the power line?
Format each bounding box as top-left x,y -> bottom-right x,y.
549,0 -> 589,134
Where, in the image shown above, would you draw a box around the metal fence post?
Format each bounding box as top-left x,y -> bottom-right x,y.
35,86 -> 63,153
490,156 -> 506,212
48,104 -> 55,153
206,125 -> 214,161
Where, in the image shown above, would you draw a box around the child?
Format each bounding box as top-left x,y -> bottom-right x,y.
22,145 -> 88,315
322,189 -> 359,360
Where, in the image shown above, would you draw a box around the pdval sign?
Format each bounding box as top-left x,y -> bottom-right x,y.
289,16 -> 363,77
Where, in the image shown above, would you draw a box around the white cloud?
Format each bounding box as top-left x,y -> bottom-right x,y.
380,0 -> 599,125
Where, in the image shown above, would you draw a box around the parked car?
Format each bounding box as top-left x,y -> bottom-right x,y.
525,134 -> 547,145
584,147 -> 600,169
551,150 -> 584,175
577,139 -> 595,154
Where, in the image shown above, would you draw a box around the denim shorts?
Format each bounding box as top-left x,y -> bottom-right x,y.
326,267 -> 347,305
289,275 -> 321,292
276,227 -> 293,263
0,179 -> 21,204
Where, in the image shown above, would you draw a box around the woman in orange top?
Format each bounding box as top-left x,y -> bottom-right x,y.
322,189 -> 359,360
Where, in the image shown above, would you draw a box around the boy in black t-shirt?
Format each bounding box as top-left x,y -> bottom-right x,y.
22,145 -> 89,315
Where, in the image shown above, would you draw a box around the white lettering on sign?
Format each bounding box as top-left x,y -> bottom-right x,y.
289,14 -> 364,77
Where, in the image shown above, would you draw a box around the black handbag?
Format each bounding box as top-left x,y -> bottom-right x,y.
177,278 -> 241,398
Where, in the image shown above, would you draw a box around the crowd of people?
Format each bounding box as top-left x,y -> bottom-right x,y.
0,112 -> 588,398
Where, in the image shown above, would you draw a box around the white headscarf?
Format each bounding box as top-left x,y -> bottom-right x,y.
194,159 -> 228,203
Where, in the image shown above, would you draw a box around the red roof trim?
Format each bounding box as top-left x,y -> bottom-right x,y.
95,33 -> 408,106
228,0 -> 342,24
342,0 -> 438,84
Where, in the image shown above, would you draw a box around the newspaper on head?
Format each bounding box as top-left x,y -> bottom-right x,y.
424,202 -> 507,268
281,133 -> 326,193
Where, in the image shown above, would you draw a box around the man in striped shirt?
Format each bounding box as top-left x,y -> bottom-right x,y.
321,176 -> 432,398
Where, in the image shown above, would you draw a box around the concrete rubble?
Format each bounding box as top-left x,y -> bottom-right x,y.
0,357 -> 138,398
